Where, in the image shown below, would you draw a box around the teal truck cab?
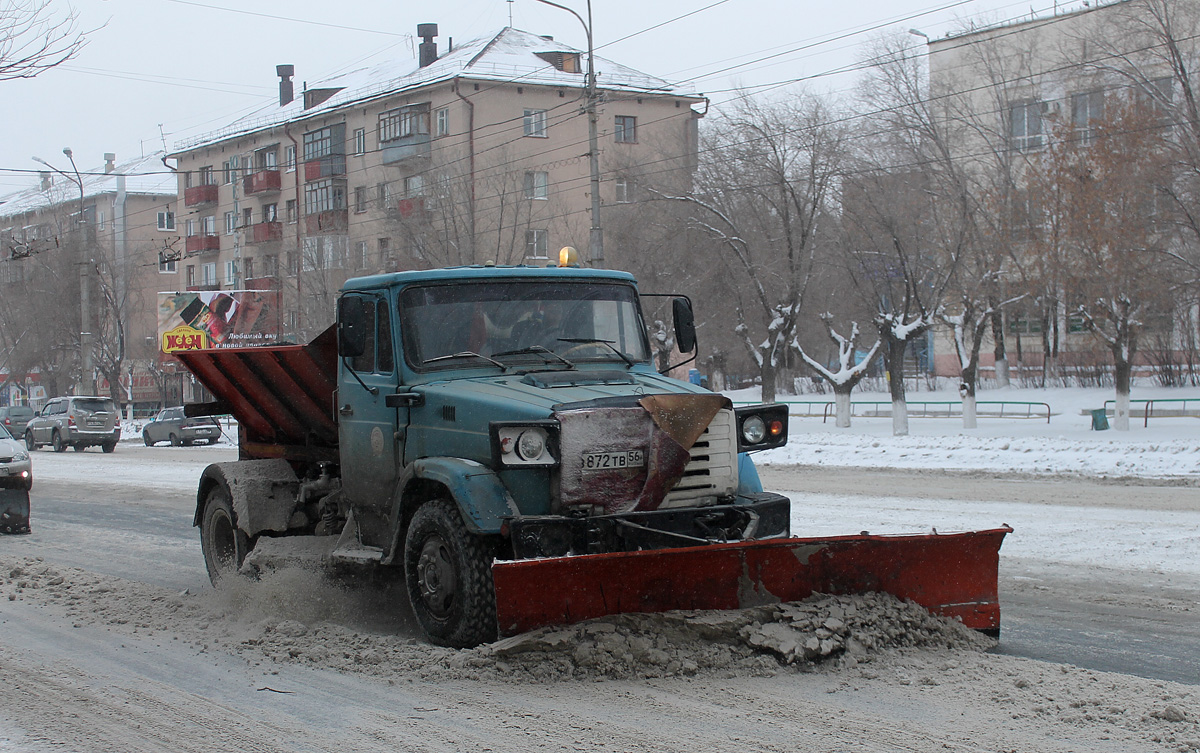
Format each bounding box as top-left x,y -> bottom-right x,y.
180,264 -> 790,647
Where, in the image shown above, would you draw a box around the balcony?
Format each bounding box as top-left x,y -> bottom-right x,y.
184,184 -> 219,207
185,234 -> 220,254
380,135 -> 431,166
303,155 -> 346,181
304,209 -> 348,235
244,170 -> 281,195
186,283 -> 221,292
393,197 -> 427,219
249,221 -> 283,244
244,275 -> 280,291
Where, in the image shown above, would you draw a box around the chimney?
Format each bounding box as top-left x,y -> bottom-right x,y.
277,64 -> 295,106
418,23 -> 438,67
40,172 -> 52,190
104,153 -> 116,173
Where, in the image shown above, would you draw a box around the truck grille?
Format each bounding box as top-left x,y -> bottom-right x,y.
661,408 -> 737,508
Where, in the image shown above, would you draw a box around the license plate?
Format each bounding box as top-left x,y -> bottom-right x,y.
0,468 -> 9,476
582,449 -> 645,471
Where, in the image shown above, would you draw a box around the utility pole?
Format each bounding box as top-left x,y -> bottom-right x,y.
34,149 -> 94,394
534,0 -> 604,266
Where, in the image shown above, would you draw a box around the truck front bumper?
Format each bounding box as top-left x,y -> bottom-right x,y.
508,492 -> 790,560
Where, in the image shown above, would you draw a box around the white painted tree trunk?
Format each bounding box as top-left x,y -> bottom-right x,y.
962,394 -> 977,429
994,358 -> 1009,388
891,399 -> 909,436
835,392 -> 852,428
1114,391 -> 1131,431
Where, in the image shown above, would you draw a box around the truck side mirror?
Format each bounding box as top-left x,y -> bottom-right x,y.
338,296 -> 367,358
673,297 -> 696,353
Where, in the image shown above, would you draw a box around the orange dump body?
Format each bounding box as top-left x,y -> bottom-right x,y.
493,526 -> 1011,636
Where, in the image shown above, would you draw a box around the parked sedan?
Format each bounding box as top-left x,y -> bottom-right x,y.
143,407 -> 222,446
0,406 -> 35,438
0,424 -> 32,490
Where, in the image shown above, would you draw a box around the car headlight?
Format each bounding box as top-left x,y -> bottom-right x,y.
491,421 -> 559,468
13,451 -> 28,462
735,405 -> 788,452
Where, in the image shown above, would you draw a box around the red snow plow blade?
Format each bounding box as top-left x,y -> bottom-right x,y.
493,526 -> 1011,637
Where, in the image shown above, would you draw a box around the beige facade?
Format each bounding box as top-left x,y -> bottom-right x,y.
170,26 -> 703,343
0,152 -> 179,408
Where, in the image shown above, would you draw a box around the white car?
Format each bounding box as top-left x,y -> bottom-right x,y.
0,423 -> 33,490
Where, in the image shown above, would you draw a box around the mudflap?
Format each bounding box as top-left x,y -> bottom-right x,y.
492,526 -> 1012,638
0,488 -> 31,534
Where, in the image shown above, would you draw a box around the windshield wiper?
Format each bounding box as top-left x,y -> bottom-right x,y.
491,345 -> 575,369
556,338 -> 637,367
422,351 -> 506,369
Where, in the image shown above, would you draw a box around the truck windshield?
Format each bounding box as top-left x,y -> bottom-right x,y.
399,280 -> 651,369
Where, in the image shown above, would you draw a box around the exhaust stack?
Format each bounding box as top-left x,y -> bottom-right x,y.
418,23 -> 438,67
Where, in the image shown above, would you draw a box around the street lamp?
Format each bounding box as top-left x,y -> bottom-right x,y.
32,149 -> 94,395
534,0 -> 603,267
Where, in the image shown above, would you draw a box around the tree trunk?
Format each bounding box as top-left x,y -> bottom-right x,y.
884,338 -> 909,436
991,306 -> 1009,388
1113,357 -> 1133,431
760,356 -> 777,404
960,365 -> 978,430
833,384 -> 853,428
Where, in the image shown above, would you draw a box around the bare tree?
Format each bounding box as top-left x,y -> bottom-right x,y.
1,0 -> 87,81
793,314 -> 880,427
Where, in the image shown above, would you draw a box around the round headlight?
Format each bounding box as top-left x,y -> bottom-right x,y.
517,430 -> 546,461
741,415 -> 767,444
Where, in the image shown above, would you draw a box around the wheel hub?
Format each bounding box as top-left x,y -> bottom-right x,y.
416,535 -> 456,618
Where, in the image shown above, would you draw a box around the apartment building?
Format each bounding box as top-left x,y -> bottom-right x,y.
0,152 -> 179,408
170,24 -> 704,342
921,2 -> 1190,381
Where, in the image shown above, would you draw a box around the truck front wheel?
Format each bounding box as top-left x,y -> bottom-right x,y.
404,499 -> 497,648
200,485 -> 252,585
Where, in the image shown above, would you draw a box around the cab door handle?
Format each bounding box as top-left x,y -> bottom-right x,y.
339,404 -> 354,416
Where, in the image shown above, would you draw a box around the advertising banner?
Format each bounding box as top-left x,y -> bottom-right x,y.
158,290 -> 281,353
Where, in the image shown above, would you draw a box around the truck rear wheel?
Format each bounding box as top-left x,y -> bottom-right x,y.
404,499 -> 497,648
200,485 -> 252,585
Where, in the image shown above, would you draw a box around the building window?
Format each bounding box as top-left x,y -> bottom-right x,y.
159,255 -> 176,274
242,207 -> 253,228
404,174 -> 424,198
614,177 -> 632,203
157,210 -> 175,231
525,229 -> 548,259
286,310 -> 299,330
379,104 -> 430,142
523,171 -> 549,199
244,257 -> 254,280
225,211 -> 237,235
377,182 -> 393,208
285,145 -> 296,172
263,203 -> 277,222
1009,101 -> 1044,152
254,147 -> 277,170
436,107 -> 450,136
201,215 -> 216,235
186,265 -> 195,287
263,254 -> 278,277
286,251 -> 298,276
302,236 -> 347,271
356,240 -> 369,269
523,109 -> 547,137
285,199 -> 297,223
225,259 -> 239,285
378,237 -> 391,265
185,219 -> 196,237
354,186 -> 367,213
614,115 -> 637,143
304,179 -> 346,215
223,155 -> 240,184
354,128 -> 366,155
201,262 -> 217,286
199,165 -> 215,185
1071,91 -> 1104,145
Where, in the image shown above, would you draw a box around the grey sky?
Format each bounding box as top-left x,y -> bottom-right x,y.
1,0 -> 1083,192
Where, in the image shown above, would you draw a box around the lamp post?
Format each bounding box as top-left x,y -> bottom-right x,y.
534,0 -> 603,266
33,149 -> 94,395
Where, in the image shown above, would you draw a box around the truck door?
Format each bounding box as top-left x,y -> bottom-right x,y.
337,293 -> 402,544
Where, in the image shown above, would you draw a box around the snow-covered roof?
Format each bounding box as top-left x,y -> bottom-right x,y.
173,27 -> 702,154
0,151 -> 177,220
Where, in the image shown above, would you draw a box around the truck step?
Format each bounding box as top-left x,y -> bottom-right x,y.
329,542 -> 384,564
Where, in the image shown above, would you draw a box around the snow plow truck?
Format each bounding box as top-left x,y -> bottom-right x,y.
177,259 -> 1010,648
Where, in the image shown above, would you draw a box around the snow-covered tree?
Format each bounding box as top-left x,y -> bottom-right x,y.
793,314 -> 880,427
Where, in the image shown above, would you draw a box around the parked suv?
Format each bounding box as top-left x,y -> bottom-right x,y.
143,407 -> 222,446
25,396 -> 121,453
0,406 -> 35,438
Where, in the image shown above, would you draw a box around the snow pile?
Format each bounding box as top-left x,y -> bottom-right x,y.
1,556 -> 992,683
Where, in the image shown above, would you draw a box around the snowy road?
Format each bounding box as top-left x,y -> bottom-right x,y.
1,444 -> 1198,751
